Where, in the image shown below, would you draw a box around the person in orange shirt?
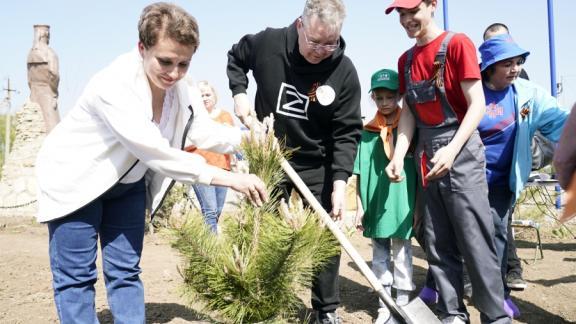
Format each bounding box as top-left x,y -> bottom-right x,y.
185,81 -> 235,233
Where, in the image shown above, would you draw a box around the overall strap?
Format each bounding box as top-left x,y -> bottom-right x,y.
403,32 -> 460,129
404,46 -> 416,96
433,32 -> 455,93
433,32 -> 460,128
403,46 -> 418,117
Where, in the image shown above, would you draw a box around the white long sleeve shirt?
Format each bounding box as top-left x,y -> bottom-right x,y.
36,49 -> 241,222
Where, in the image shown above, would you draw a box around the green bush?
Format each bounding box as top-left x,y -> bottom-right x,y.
0,115 -> 16,179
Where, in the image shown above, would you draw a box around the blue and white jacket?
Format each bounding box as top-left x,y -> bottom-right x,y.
507,78 -> 569,199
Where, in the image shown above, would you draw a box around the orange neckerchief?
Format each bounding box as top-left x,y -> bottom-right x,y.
364,108 -> 400,159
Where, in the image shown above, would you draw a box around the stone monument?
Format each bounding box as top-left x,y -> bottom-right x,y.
0,25 -> 60,219
27,24 -> 60,133
0,101 -> 45,218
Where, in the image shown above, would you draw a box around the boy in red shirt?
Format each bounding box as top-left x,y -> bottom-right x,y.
384,0 -> 510,323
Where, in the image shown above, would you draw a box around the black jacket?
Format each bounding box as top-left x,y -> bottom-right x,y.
227,21 -> 362,182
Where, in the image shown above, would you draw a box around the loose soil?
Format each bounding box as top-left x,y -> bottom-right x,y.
1,216 -> 575,324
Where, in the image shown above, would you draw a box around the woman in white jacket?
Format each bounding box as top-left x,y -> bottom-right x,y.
35,3 -> 267,323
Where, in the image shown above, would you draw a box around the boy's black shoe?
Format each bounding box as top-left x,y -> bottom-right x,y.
507,272 -> 527,290
315,311 -> 342,324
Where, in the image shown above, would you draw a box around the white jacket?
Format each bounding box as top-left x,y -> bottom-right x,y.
36,49 -> 241,222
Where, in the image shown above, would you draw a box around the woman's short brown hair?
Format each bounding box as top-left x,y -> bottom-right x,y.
138,2 -> 199,52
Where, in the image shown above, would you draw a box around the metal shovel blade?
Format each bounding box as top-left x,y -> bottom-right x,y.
400,297 -> 440,323
373,288 -> 440,324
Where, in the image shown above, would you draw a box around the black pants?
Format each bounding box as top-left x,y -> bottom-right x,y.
506,217 -> 523,276
277,163 -> 341,313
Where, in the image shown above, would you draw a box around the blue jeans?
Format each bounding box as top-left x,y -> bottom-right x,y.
191,183 -> 228,233
48,178 -> 146,324
488,185 -> 515,298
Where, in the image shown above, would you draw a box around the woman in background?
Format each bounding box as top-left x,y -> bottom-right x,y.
186,81 -> 235,233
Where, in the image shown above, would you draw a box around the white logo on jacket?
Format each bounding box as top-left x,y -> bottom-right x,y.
276,82 -> 309,120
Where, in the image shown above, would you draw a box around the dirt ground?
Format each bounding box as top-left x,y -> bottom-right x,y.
1,215 -> 575,324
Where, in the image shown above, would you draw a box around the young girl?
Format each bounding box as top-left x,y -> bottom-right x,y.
354,69 -> 416,324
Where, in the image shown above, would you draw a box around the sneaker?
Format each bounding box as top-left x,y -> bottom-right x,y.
463,275 -> 473,299
418,286 -> 439,305
316,311 -> 342,324
396,289 -> 411,306
506,272 -> 527,290
504,298 -> 521,318
374,307 -> 391,324
441,316 -> 466,324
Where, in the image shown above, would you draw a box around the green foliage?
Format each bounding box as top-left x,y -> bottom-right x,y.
171,121 -> 340,323
551,226 -> 572,239
0,115 -> 16,178
514,185 -> 560,224
151,182 -> 189,229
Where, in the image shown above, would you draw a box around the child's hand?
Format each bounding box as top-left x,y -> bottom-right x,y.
426,144 -> 458,180
385,159 -> 405,182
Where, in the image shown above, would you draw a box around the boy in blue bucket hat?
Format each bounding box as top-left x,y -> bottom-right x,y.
477,33 -> 569,318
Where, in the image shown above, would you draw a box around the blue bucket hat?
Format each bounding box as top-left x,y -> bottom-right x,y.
479,34 -> 530,71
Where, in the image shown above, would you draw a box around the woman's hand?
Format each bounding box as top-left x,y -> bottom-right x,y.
229,173 -> 269,206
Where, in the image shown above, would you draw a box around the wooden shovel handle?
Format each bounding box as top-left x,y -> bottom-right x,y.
280,159 -> 410,321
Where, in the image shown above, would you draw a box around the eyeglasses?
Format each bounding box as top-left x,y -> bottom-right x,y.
299,19 -> 340,53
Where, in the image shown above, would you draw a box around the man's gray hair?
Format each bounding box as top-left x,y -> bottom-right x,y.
301,0 -> 346,33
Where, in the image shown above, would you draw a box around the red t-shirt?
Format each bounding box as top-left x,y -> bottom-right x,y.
398,32 -> 481,125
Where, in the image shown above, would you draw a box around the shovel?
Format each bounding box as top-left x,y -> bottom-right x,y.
280,159 -> 440,324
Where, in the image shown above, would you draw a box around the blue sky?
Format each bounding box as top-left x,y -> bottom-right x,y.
1,1 -> 575,120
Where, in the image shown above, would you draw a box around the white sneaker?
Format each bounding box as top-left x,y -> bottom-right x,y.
396,289 -> 411,306
374,307 -> 391,324
441,316 -> 465,324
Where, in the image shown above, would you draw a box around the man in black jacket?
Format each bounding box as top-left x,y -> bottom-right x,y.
227,0 -> 362,323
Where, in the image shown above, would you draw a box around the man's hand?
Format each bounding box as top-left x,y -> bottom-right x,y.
354,210 -> 364,231
385,159 -> 405,183
233,93 -> 254,128
330,180 -> 347,221
426,144 -> 458,180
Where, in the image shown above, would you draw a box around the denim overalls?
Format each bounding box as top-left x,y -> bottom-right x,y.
404,33 -> 509,324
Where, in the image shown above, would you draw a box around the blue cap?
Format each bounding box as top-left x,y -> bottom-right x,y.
479,34 -> 530,71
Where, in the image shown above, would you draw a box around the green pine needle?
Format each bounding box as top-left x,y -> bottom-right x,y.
171,118 -> 340,323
